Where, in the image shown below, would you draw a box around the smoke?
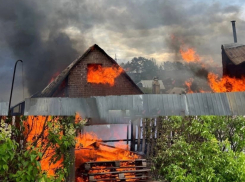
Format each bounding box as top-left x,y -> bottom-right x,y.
0,0 -> 83,103
0,0 -> 244,103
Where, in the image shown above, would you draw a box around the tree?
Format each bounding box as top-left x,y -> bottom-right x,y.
120,57 -> 160,82
163,61 -> 187,71
151,116 -> 245,181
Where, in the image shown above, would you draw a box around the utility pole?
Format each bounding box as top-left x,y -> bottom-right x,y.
8,60 -> 23,116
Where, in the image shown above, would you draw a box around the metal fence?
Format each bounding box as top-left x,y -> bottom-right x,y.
0,102 -> 8,115
18,92 -> 245,124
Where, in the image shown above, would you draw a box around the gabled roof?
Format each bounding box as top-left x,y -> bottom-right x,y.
33,44 -> 143,97
222,43 -> 245,65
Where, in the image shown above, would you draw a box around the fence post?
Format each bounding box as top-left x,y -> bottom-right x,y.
130,120 -> 137,151
66,117 -> 75,182
137,119 -> 142,152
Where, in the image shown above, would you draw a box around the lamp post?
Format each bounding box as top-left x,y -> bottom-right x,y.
8,60 -> 23,116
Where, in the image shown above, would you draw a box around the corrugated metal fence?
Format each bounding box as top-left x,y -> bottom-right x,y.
20,92 -> 245,124
1,92 -> 245,122
0,102 -> 8,115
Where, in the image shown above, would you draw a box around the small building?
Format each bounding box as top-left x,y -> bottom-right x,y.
32,44 -> 143,98
222,43 -> 245,78
137,79 -> 165,94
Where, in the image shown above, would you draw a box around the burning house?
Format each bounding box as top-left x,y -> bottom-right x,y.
32,44 -> 143,98
11,44 -> 143,115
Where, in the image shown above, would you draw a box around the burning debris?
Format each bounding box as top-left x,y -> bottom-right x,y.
75,133 -> 139,166
76,159 -> 149,182
23,115 -> 148,181
75,132 -> 149,182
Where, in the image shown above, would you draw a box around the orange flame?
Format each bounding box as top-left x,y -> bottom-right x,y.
49,72 -> 60,84
177,38 -> 245,93
23,116 -> 62,176
87,64 -> 124,86
185,78 -> 194,93
75,132 -> 139,181
208,73 -> 245,92
23,114 -> 138,180
180,47 -> 200,63
75,132 -> 138,168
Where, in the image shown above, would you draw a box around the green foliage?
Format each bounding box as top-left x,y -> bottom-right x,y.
152,116 -> 245,181
121,57 -> 160,82
0,115 -> 85,182
0,119 -> 42,182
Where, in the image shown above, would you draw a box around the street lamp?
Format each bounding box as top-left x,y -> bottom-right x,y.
8,60 -> 23,116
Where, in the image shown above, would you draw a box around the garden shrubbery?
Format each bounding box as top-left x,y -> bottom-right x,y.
152,116 -> 245,181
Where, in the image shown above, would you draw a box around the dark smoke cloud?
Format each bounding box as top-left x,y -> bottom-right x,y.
0,0 -> 83,104
0,0 -> 244,103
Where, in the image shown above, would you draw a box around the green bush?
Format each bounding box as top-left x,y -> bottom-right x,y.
152,116 -> 245,181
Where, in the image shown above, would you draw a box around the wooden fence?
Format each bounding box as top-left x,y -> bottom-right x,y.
130,118 -> 162,157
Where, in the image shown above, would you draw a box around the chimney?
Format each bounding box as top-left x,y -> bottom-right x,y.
152,77 -> 160,94
231,20 -> 237,43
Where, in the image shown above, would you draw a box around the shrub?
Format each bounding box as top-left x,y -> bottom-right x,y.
152,116 -> 245,181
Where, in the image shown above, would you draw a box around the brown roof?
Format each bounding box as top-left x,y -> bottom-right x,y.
33,44 -> 143,97
222,43 -> 245,65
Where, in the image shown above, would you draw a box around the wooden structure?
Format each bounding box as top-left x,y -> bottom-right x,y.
130,118 -> 158,157
222,43 -> 245,78
77,159 -> 149,181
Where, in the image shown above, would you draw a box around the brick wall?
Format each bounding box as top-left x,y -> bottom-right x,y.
67,47 -> 142,97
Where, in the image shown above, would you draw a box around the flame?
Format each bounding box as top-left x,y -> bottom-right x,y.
208,73 -> 245,92
49,72 -> 60,84
114,140 -> 129,150
87,64 -> 124,86
75,132 -> 139,181
180,47 -> 200,63
185,78 -> 194,93
23,116 -> 62,176
75,132 -> 138,168
177,37 -> 245,93
23,114 -> 138,180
